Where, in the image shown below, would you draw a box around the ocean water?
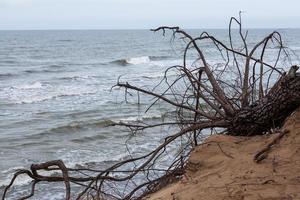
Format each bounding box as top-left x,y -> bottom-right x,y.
0,29 -> 300,199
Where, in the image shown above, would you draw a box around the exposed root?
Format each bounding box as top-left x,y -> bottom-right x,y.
2,13 -> 299,200
254,129 -> 289,163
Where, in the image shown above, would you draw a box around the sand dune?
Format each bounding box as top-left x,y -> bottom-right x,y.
145,109 -> 300,200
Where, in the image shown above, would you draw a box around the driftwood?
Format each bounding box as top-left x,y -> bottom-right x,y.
1,13 -> 299,200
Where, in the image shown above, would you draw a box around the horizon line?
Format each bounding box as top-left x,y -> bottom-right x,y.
1,27 -> 300,31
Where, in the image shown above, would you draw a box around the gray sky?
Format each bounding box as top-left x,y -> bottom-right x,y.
0,0 -> 299,30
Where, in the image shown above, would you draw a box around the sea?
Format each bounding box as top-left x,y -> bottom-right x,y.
0,29 -> 299,199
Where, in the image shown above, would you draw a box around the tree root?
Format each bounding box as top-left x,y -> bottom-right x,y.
2,13 -> 299,200
254,129 -> 289,163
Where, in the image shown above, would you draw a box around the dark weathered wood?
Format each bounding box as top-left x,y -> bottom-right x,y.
229,66 -> 300,136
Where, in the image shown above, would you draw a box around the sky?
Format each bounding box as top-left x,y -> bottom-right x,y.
0,0 -> 300,30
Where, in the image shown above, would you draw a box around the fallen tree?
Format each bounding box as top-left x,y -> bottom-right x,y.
2,14 -> 299,200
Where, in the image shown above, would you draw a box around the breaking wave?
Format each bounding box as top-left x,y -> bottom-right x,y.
13,81 -> 43,90
0,83 -> 98,104
46,120 -> 115,134
110,55 -> 170,66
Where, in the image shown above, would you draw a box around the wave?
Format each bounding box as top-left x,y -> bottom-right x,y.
1,83 -> 98,104
31,120 -> 115,137
57,39 -> 74,42
0,73 -> 16,80
57,147 -> 133,169
15,91 -> 97,104
71,134 -> 108,143
111,56 -> 150,66
31,114 -> 163,139
13,81 -> 43,90
1,60 -> 17,64
116,113 -> 163,122
110,55 -> 171,66
58,75 -> 97,81
0,167 -> 33,187
25,68 -> 66,74
149,55 -> 171,60
23,64 -> 68,75
48,64 -> 64,68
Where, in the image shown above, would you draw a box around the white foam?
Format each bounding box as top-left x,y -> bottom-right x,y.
142,113 -> 162,120
115,113 -> 162,123
56,148 -> 128,169
14,81 -> 43,90
61,75 -> 96,81
126,56 -> 150,65
1,166 -> 24,174
0,84 -> 99,104
119,116 -> 140,122
149,59 -> 182,67
0,172 -> 32,187
0,166 -> 67,188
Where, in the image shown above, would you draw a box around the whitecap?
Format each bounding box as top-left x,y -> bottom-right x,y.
119,116 -> 140,122
142,113 -> 162,120
14,81 -> 43,90
126,56 -> 150,65
114,113 -> 162,123
111,56 -> 151,66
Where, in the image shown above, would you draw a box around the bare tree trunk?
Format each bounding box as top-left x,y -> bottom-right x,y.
230,66 -> 300,136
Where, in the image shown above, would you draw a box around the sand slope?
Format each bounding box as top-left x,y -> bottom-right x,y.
145,110 -> 300,200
